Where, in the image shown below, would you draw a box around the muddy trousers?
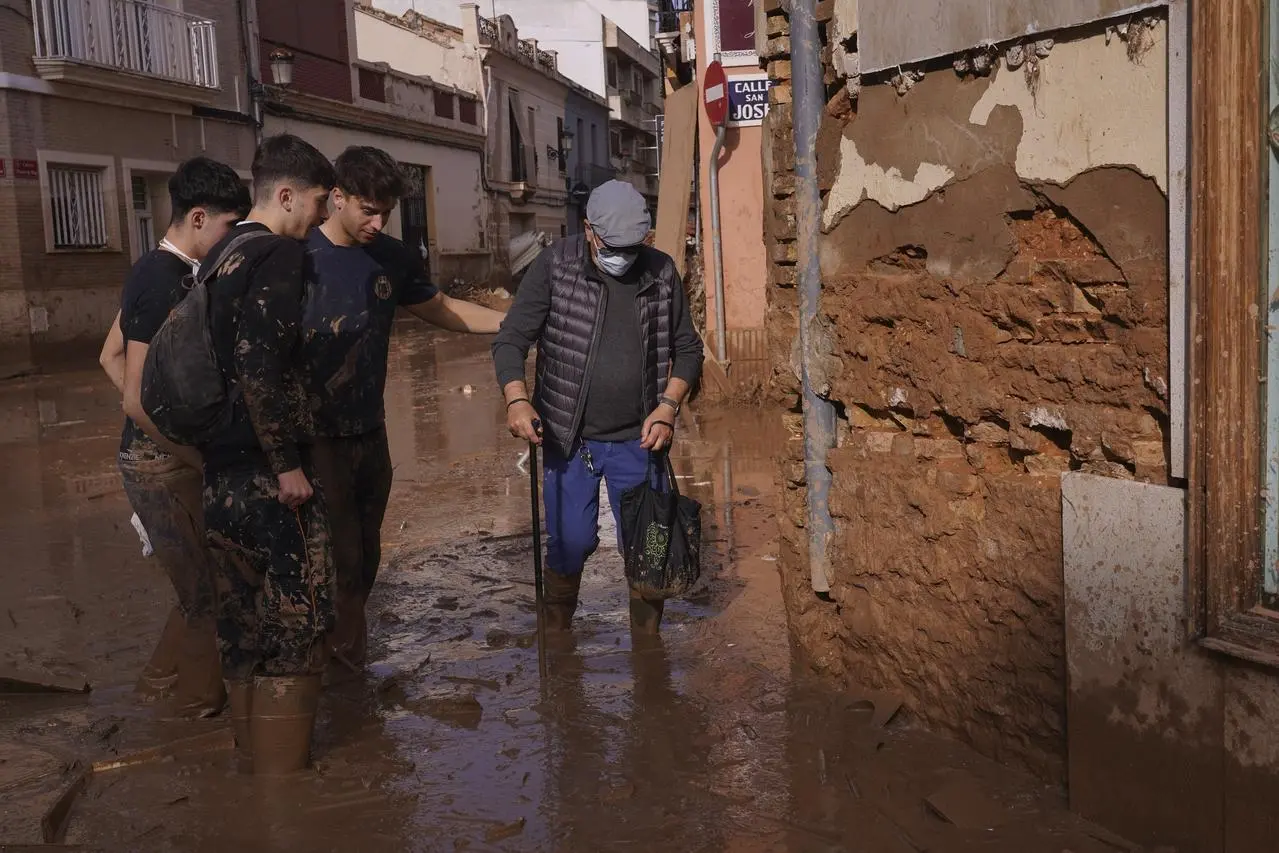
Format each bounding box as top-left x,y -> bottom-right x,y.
311,428 -> 393,665
543,438 -> 657,575
119,455 -> 224,711
542,439 -> 666,633
204,463 -> 335,681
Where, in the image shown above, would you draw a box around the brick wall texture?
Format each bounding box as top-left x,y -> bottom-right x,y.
760,1 -> 1170,781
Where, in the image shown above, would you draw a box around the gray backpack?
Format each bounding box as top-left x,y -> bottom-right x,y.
141,230 -> 274,446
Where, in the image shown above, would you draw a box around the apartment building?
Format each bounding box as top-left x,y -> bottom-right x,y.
0,0 -> 258,376
255,0 -> 490,287
455,6 -> 608,275
382,1 -> 663,207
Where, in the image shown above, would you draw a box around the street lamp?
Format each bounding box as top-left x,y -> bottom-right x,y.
547,130 -> 575,166
269,48 -> 295,88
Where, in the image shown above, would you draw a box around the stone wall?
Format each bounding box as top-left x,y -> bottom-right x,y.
761,1 -> 1170,780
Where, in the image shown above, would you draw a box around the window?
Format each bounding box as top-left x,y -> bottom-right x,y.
131,175 -> 155,256
1189,0 -> 1279,663
576,117 -> 584,176
591,123 -> 599,165
607,56 -> 619,88
509,101 -> 527,182
459,98 -> 478,125
633,68 -> 644,96
434,89 -> 455,120
49,164 -> 109,249
557,117 -> 567,173
610,130 -> 622,158
358,67 -> 386,102
528,106 -> 537,178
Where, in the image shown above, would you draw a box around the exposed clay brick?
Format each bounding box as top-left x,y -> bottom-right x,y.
770,240 -> 798,264
768,60 -> 792,81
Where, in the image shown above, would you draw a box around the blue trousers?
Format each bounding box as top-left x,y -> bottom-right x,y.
543,438 -> 659,576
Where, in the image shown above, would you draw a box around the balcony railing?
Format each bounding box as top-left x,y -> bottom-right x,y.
33,0 -> 219,89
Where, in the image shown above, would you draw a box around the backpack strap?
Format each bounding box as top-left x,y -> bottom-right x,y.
197,229 -> 277,286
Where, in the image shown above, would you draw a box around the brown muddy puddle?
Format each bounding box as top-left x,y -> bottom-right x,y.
1,328 -> 1137,852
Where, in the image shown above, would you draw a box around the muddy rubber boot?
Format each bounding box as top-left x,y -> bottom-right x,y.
226,680 -> 254,774
172,616 -> 226,719
135,607 -> 185,697
628,588 -> 665,636
250,675 -> 323,776
543,570 -> 583,632
328,591 -> 368,673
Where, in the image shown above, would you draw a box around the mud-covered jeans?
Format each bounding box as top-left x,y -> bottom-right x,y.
543,438 -> 658,576
311,427 -> 394,603
119,454 -> 216,620
204,461 -> 335,679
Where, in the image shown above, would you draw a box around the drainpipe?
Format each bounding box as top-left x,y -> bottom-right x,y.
707,52 -> 728,363
237,0 -> 263,142
791,0 -> 837,594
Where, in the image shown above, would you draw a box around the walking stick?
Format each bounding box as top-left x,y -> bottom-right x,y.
528,422 -> 547,680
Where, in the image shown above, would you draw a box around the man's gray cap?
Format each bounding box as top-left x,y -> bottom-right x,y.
586,180 -> 651,248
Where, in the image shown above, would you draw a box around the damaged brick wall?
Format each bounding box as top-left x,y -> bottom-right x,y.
762,3 -> 1170,780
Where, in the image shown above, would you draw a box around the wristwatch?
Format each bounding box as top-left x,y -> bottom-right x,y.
658,395 -> 681,415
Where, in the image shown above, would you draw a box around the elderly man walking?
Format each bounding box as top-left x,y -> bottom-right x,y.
492,181 -> 704,634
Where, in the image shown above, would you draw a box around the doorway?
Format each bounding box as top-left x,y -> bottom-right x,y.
400,164 -> 430,278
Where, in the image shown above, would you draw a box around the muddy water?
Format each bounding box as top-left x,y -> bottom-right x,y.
0,327 -> 1136,852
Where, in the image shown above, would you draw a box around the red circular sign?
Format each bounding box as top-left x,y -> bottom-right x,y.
703,60 -> 729,127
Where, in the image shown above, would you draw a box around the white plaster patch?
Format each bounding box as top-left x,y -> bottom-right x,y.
968,21 -> 1167,192
822,135 -> 956,228
1027,407 -> 1069,431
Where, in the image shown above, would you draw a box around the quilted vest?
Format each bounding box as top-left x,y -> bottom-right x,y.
534,235 -> 675,457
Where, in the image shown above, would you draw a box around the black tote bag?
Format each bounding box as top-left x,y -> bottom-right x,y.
618,452 -> 702,600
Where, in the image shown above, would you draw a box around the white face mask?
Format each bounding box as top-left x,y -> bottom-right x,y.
593,244 -> 639,277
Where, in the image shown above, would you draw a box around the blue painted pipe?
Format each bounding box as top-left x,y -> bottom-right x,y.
791,0 -> 838,593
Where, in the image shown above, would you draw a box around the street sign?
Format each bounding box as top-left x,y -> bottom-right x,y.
703,60 -> 728,127
727,75 -> 775,127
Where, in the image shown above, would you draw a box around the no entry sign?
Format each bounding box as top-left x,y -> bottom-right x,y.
703,60 -> 728,127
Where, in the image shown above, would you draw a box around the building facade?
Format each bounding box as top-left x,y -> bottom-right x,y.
457,6 -> 608,276
564,89 -> 615,232
422,0 -> 663,207
763,1 -> 1279,851
257,0 -> 490,287
0,0 -> 258,376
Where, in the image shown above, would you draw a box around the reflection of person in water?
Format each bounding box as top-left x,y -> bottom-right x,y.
542,636 -> 717,851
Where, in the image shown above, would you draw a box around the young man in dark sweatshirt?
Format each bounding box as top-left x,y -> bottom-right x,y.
303,146 -> 506,668
492,180 -> 704,634
197,134 -> 335,775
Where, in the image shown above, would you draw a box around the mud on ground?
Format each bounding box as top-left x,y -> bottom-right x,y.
0,330 -> 1140,852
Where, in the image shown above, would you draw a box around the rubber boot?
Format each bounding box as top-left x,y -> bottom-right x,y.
172,616 -> 226,718
328,590 -> 368,672
226,680 -> 254,774
250,675 -> 323,776
135,607 -> 185,697
628,588 -> 665,636
543,570 -> 582,632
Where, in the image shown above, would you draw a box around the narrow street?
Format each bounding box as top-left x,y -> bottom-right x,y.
2,328 -> 1134,852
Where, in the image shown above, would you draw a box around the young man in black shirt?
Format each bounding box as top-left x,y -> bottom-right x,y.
198,134 -> 335,775
304,146 -> 505,668
106,157 -> 250,717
